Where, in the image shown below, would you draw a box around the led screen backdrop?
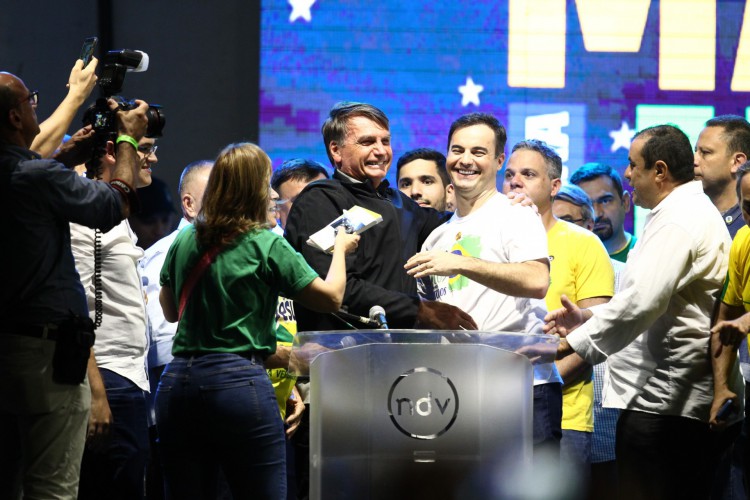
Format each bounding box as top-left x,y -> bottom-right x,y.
260,0 -> 750,230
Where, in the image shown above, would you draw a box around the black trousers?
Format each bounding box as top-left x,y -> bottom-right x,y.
616,409 -> 737,500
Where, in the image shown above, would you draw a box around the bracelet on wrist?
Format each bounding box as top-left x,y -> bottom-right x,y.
115,135 -> 139,151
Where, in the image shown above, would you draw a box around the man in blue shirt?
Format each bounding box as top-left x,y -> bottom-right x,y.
0,70 -> 148,499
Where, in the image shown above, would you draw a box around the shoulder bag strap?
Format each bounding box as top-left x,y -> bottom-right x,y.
177,244 -> 224,321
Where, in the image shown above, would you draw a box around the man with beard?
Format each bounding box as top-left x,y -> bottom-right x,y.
570,163 -> 636,263
397,148 -> 452,212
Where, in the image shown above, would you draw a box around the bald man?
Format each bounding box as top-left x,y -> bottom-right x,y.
141,160 -> 213,382
0,70 -> 148,498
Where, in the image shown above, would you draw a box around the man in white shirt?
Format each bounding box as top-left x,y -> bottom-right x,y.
404,113 -> 561,455
141,160 -> 212,385
546,124 -> 743,498
71,136 -> 159,499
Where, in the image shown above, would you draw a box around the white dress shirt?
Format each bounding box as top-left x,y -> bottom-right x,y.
140,218 -> 190,369
567,181 -> 743,422
70,220 -> 149,391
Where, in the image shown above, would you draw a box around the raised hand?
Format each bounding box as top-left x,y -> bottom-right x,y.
543,295 -> 584,337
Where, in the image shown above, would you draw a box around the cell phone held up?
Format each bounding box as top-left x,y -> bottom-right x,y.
79,37 -> 98,68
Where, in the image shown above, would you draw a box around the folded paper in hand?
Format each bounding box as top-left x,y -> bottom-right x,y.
306,205 -> 383,253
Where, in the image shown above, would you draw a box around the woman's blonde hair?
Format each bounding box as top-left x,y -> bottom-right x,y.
195,142 -> 271,248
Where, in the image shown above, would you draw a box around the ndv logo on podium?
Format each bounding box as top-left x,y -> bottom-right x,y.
387,367 -> 459,440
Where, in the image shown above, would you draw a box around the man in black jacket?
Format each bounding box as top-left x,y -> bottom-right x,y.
284,101 -> 476,332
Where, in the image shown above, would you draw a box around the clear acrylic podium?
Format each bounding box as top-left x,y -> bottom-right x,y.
289,330 -> 558,499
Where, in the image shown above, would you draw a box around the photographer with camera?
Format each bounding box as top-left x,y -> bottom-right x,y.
72,131 -> 157,500
0,69 -> 147,499
69,49 -> 163,498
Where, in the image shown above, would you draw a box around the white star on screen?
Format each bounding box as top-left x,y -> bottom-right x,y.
289,0 -> 316,23
609,121 -> 636,152
458,77 -> 484,107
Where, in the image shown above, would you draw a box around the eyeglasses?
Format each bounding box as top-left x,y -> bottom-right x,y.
268,203 -> 280,213
558,216 -> 585,224
16,90 -> 38,107
137,144 -> 158,157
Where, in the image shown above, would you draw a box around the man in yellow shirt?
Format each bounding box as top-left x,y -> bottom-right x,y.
711,162 -> 750,495
504,140 -> 614,483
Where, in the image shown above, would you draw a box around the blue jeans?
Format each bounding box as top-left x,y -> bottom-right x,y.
155,353 -> 286,500
560,429 -> 592,465
533,382 -> 563,461
78,368 -> 149,500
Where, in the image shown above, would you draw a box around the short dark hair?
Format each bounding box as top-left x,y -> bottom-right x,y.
569,162 -> 625,199
322,101 -> 389,165
510,139 -> 563,179
554,183 -> 594,222
705,115 -> 750,157
271,158 -> 329,192
447,113 -> 507,159
736,160 -> 750,200
396,148 -> 450,187
634,124 -> 694,184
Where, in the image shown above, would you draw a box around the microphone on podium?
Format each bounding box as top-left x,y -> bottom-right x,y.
369,305 -> 389,330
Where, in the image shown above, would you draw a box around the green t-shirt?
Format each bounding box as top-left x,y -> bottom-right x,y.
160,226 -> 318,356
609,232 -> 637,263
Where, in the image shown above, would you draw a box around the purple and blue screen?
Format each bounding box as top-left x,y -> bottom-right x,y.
260,0 -> 750,229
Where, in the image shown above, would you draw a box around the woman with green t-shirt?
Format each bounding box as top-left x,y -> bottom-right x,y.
156,142 -> 359,499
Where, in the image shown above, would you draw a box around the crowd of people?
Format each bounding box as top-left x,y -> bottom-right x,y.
3,55 -> 750,500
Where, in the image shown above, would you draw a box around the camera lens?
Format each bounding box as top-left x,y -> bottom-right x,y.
145,105 -> 165,138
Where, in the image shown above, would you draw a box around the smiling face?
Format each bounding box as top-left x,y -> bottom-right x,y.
446,124 -> 504,199
136,138 -> 157,188
329,115 -> 392,186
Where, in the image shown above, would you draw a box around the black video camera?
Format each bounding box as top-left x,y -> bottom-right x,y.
82,49 -> 165,176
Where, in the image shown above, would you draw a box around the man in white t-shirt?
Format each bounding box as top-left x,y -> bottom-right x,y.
405,112 -> 562,455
